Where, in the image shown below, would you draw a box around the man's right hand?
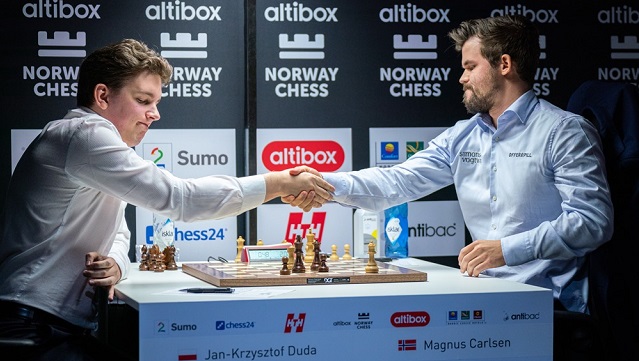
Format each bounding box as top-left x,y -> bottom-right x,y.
280,166 -> 331,211
263,166 -> 334,212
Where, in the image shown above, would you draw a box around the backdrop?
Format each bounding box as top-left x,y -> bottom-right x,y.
1,0 -> 637,263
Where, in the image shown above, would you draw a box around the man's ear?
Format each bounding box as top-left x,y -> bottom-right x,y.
500,54 -> 513,76
94,84 -> 109,110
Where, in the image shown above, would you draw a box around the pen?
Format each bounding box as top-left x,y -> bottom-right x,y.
180,287 -> 234,293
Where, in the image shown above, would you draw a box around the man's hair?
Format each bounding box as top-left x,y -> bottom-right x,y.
448,15 -> 540,85
76,39 -> 173,107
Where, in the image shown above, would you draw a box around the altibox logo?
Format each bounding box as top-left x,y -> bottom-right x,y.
262,140 -> 344,171
391,311 -> 430,327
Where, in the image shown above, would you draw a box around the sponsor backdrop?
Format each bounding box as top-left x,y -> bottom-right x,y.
2,1 -> 638,262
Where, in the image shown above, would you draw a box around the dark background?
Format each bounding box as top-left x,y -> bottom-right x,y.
1,0 -> 637,264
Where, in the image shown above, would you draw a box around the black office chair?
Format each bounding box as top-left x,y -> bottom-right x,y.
561,80 -> 639,361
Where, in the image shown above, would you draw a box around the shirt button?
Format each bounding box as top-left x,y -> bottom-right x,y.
491,224 -> 497,230
493,166 -> 497,172
492,195 -> 497,202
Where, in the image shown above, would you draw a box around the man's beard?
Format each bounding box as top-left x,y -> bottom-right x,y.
462,73 -> 500,114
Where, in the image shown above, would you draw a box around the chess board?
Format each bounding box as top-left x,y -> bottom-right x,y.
182,259 -> 427,287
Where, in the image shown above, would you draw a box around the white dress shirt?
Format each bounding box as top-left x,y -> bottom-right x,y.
0,107 -> 266,329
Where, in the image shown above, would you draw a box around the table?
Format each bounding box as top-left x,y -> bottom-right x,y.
108,258 -> 552,360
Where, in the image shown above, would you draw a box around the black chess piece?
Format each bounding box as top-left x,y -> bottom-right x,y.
311,241 -> 321,271
280,256 -> 291,275
292,235 -> 306,273
318,254 -> 329,273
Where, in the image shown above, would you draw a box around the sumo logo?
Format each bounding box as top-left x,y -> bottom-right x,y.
391,311 -> 431,327
262,140 -> 344,171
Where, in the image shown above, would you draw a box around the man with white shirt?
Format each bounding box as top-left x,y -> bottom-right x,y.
0,38 -> 333,359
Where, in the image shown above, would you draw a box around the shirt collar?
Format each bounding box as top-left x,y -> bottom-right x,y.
473,90 -> 538,132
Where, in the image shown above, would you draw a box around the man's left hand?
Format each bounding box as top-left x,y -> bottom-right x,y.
458,239 -> 505,277
83,252 -> 122,301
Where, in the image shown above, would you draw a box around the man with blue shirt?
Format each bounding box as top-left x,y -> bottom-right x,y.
289,15 -> 613,317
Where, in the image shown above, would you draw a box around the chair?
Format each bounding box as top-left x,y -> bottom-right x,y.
563,80 -> 639,360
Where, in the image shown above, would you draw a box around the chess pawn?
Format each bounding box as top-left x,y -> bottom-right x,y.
342,244 -> 353,260
257,239 -> 264,246
280,256 -> 291,275
329,245 -> 339,261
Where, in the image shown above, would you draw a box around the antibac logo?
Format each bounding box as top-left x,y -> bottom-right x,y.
262,140 -> 344,171
390,311 -> 430,327
284,313 -> 306,333
285,212 -> 326,243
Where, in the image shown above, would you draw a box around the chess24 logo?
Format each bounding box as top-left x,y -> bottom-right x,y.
216,320 -> 255,330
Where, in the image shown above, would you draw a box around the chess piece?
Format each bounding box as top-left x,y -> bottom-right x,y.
365,241 -> 379,273
292,235 -> 306,273
318,254 -> 329,273
235,236 -> 245,262
163,245 -> 178,270
257,239 -> 264,246
287,242 -> 295,262
304,230 -> 315,264
311,241 -> 321,271
329,244 -> 339,261
280,256 -> 291,275
139,245 -> 149,271
342,244 -> 353,260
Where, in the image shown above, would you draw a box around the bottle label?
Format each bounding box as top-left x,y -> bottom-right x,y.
384,203 -> 408,258
153,215 -> 174,250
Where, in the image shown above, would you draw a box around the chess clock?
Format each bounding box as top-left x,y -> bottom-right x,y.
241,243 -> 291,262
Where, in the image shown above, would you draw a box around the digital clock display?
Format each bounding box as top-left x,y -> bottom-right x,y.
246,248 -> 290,262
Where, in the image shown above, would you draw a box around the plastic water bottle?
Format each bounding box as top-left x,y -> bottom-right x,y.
152,213 -> 174,251
353,209 -> 381,258
384,203 -> 409,258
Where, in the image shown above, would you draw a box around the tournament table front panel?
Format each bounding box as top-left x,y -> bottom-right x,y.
111,258 -> 552,361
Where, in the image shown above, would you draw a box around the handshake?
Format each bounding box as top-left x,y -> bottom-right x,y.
264,165 -> 334,212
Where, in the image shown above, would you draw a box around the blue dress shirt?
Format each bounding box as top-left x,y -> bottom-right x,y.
324,90 -> 613,313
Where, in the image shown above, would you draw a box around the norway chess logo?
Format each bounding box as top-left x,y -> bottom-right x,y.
284,313 -> 306,333
393,34 -> 437,60
279,34 -> 324,59
160,33 -> 207,59
285,212 -> 326,244
37,31 -> 86,58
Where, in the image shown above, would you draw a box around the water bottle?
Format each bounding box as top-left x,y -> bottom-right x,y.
152,212 -> 174,251
353,209 -> 381,258
384,203 -> 409,258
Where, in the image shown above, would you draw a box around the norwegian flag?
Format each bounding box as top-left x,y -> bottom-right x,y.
398,339 -> 417,351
